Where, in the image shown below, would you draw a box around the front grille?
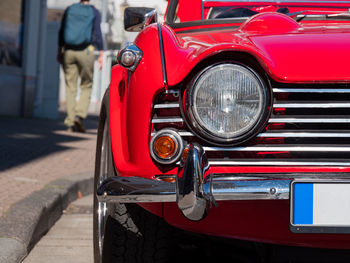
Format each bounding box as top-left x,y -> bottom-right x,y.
151,83 -> 350,167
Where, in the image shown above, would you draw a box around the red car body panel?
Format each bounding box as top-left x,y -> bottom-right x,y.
163,13 -> 350,85
109,1 -> 350,249
110,25 -> 168,178
163,201 -> 350,250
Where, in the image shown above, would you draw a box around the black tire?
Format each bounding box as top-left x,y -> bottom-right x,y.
102,203 -> 174,263
93,90 -> 175,263
93,97 -> 114,263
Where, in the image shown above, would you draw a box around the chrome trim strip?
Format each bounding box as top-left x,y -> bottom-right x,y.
201,0 -> 204,19
269,117 -> 350,123
158,23 -> 167,85
96,176 -> 291,204
209,160 -> 350,166
97,177 -> 176,203
97,174 -> 350,204
151,131 -> 194,136
179,131 -> 194,136
154,103 -> 180,109
204,145 -> 350,152
152,117 -> 183,123
258,131 -> 350,138
212,179 -> 290,200
274,102 -> 350,108
273,88 -> 350,93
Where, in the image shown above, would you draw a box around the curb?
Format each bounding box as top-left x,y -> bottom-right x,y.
0,172 -> 94,263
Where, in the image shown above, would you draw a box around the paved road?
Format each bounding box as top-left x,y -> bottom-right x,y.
0,115 -> 98,218
23,195 -> 94,263
23,194 -> 350,263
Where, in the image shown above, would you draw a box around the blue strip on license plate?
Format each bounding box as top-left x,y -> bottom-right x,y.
292,182 -> 350,227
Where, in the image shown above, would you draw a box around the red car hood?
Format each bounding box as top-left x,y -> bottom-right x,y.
162,13 -> 350,85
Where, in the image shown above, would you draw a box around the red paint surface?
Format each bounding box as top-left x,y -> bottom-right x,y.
164,201 -> 350,249
109,2 -> 350,249
240,12 -> 300,34
177,0 -> 202,22
109,25 -> 167,178
162,14 -> 350,85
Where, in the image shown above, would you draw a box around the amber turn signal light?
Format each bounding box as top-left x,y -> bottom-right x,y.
150,129 -> 184,164
154,136 -> 177,159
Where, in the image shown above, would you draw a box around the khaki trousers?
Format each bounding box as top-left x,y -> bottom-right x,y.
63,46 -> 95,127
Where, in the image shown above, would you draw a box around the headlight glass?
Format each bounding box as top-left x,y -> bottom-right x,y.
189,63 -> 266,140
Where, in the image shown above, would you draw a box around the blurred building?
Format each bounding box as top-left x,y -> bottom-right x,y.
0,0 -> 167,119
0,0 -> 60,119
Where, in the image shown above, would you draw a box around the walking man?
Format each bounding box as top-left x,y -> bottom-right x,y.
57,0 -> 103,132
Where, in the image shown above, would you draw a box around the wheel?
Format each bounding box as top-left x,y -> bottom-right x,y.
93,106 -> 175,263
103,203 -> 174,263
93,107 -> 114,263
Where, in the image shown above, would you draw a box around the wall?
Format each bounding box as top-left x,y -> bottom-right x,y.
33,22 -> 60,119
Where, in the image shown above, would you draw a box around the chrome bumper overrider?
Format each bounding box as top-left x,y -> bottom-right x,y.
97,144 -> 292,221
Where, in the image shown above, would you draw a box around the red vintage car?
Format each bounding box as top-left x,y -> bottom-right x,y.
93,0 -> 350,262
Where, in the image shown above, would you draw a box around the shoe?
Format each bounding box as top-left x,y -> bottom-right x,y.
66,125 -> 77,132
74,116 -> 86,133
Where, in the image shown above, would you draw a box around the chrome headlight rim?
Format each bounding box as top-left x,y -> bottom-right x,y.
184,62 -> 271,145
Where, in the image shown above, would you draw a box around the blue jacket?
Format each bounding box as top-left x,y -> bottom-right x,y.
58,4 -> 104,51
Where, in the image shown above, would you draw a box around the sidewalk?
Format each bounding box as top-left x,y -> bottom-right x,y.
0,114 -> 98,218
0,113 -> 98,262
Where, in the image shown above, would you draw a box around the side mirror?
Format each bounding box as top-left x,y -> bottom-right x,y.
124,7 -> 158,32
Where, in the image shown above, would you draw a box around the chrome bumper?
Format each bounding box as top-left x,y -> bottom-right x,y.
96,175 -> 290,202
97,143 -> 292,221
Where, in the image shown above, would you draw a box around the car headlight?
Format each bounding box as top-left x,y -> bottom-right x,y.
186,63 -> 269,144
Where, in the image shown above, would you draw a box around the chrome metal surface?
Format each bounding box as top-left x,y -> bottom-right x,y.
152,131 -> 194,137
124,7 -> 157,32
117,43 -> 142,72
97,121 -> 108,261
204,145 -> 350,152
211,177 -> 289,200
145,9 -> 158,27
152,117 -> 183,123
274,102 -> 350,108
97,173 -> 350,209
151,83 -> 350,168
97,172 -> 350,203
258,131 -> 350,138
149,129 -> 184,164
120,51 -> 136,67
96,175 -> 296,204
97,176 -> 176,203
273,88 -> 350,93
185,63 -> 269,144
154,103 -> 180,109
209,160 -> 350,166
269,117 -> 350,123
176,144 -> 209,221
201,0 -> 205,19
158,23 -> 167,85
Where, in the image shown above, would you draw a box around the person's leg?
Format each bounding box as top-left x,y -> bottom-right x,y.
76,46 -> 95,120
63,50 -> 79,128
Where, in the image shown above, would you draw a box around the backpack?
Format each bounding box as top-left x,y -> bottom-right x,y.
63,3 -> 94,46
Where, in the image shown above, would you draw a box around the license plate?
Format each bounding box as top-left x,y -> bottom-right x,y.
290,180 -> 350,234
